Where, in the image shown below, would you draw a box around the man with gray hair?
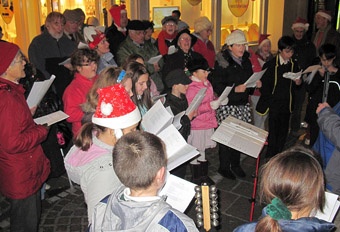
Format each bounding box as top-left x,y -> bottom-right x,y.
117,20 -> 164,92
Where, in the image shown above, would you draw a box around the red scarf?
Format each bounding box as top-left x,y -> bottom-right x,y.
157,30 -> 177,55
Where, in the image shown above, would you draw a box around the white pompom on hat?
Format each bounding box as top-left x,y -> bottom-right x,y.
92,84 -> 141,130
291,17 -> 309,31
225,29 -> 248,46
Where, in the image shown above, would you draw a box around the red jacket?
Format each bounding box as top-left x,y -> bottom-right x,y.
192,35 -> 216,68
0,77 -> 50,199
63,72 -> 98,137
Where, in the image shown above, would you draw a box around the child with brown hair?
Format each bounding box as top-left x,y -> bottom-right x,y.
234,146 -> 334,232
90,131 -> 198,231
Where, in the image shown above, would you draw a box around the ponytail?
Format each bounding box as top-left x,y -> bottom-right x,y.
74,122 -> 107,151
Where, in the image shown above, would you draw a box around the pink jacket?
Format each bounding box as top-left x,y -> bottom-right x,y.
63,72 -> 98,137
186,78 -> 217,130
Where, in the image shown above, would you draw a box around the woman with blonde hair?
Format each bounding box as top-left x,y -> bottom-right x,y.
234,146 -> 335,232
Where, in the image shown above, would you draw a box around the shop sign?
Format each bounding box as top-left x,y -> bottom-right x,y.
0,0 -> 14,24
228,0 -> 249,17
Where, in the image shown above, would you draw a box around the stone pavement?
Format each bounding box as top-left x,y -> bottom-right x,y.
0,135 -> 308,232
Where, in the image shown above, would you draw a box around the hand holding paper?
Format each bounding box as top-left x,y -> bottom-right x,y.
244,69 -> 267,88
283,70 -> 302,80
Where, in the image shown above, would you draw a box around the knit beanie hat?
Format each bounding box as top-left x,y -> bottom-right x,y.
291,17 -> 309,31
316,10 -> 332,21
194,16 -> 213,33
63,9 -> 81,22
225,29 -> 247,46
258,34 -> 271,48
83,26 -> 106,49
92,84 -> 141,134
0,42 -> 20,75
109,5 -> 127,28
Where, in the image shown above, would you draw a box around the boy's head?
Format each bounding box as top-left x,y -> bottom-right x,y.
278,36 -> 295,61
112,131 -> 167,190
165,69 -> 192,94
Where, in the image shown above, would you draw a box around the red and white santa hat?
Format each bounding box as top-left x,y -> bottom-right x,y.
83,26 -> 106,49
258,34 -> 271,48
316,10 -> 332,22
92,84 -> 141,132
291,17 -> 309,31
109,4 -> 127,28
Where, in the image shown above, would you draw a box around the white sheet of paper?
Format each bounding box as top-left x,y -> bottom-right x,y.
211,116 -> 268,158
168,45 -> 176,55
283,70 -> 302,80
244,69 -> 267,88
157,125 -> 199,170
315,191 -> 340,222
34,111 -> 69,126
186,88 -> 207,115
302,65 -> 321,74
173,111 -> 185,130
147,55 -> 162,64
141,100 -> 174,134
159,173 -> 196,213
217,84 -> 234,104
26,75 -> 56,108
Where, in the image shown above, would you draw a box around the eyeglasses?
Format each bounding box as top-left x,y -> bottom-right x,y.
166,23 -> 175,27
80,61 -> 97,66
180,37 -> 191,41
133,31 -> 146,36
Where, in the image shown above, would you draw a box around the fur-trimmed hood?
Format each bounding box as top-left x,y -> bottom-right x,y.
215,47 -> 250,69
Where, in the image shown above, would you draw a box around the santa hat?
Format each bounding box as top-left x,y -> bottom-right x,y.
0,42 -> 20,75
92,84 -> 141,135
258,34 -> 271,48
109,5 -> 127,28
316,10 -> 332,21
291,17 -> 309,31
83,26 -> 106,49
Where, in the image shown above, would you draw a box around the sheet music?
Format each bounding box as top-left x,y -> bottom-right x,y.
147,55 -> 162,64
159,173 -> 196,212
217,84 -> 234,104
315,191 -> 340,222
141,100 -> 174,134
211,116 -> 268,158
173,111 -> 185,130
186,88 -> 207,115
283,70 -> 302,80
244,69 -> 267,88
302,65 -> 321,74
157,125 -> 199,171
168,45 -> 176,55
26,75 -> 56,108
34,111 -> 69,126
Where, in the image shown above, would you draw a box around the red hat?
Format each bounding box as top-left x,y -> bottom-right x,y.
316,10 -> 332,21
109,5 -> 127,28
83,26 -> 106,49
92,84 -> 141,131
0,42 -> 20,75
258,34 -> 271,48
291,17 -> 309,31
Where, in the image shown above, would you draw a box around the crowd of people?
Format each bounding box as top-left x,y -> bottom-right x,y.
0,4 -> 340,232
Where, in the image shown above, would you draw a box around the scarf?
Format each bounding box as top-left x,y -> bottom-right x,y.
157,30 -> 177,55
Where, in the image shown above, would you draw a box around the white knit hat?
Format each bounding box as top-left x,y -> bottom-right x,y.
225,29 -> 247,46
92,84 -> 141,131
